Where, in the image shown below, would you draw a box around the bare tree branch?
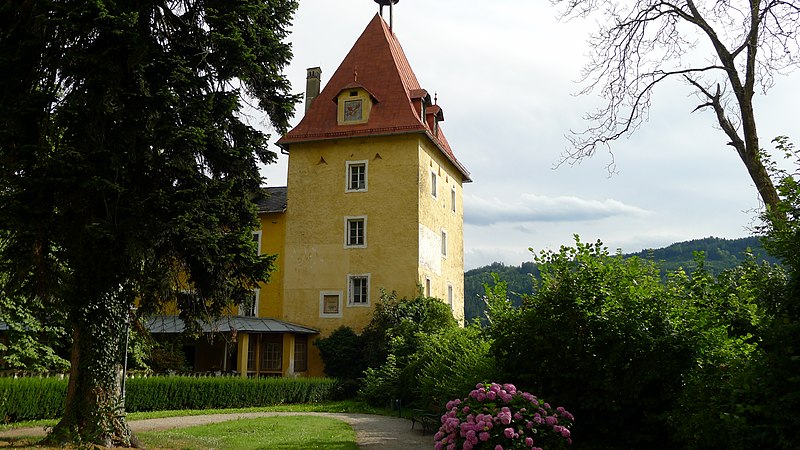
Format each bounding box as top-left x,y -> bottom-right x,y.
552,0 -> 797,215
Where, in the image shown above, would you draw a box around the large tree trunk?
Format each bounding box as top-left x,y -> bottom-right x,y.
44,305 -> 141,448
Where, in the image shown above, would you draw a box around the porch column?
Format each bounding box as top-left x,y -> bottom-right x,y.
237,332 -> 249,378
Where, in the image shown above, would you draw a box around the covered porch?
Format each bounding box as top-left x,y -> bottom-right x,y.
145,315 -> 318,377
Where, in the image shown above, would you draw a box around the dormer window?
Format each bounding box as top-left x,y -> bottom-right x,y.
336,85 -> 375,125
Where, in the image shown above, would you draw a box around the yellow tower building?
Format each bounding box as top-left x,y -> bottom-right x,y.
276,13 -> 471,376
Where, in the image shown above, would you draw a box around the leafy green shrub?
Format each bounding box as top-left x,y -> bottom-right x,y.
358,289 -> 458,407
0,376 -> 67,422
486,238 -> 695,449
361,289 -> 457,369
359,354 -> 400,407
412,326 -> 495,410
314,326 -> 365,381
125,376 -> 337,412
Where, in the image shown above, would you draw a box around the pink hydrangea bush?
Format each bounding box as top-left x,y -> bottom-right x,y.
434,382 -> 574,450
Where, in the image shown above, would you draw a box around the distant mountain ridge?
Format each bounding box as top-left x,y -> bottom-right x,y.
463,236 -> 779,323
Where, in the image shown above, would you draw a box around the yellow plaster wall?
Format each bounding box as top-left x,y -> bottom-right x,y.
257,211 -> 286,318
283,135 -> 423,376
417,137 -> 466,324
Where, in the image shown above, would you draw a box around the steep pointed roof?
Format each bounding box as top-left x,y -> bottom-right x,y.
278,14 -> 470,182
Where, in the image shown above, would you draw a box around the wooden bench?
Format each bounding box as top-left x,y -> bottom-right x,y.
411,409 -> 440,434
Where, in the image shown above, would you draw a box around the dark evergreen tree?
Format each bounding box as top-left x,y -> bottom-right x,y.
0,0 -> 299,446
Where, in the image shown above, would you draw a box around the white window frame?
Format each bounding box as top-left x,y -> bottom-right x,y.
252,230 -> 262,255
425,276 -> 432,297
344,216 -> 367,248
319,291 -> 343,317
240,288 -> 259,317
346,160 -> 368,192
347,274 -> 371,307
431,170 -> 438,199
447,283 -> 454,308
451,186 -> 457,213
441,229 -> 448,258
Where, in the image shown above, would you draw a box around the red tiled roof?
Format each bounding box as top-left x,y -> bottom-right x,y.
278,14 -> 470,182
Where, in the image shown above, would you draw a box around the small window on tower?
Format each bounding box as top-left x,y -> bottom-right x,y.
345,216 -> 367,247
348,274 -> 370,306
346,161 -> 368,192
319,291 -> 343,317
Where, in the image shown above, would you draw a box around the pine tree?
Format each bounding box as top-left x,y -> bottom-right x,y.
0,0 -> 299,446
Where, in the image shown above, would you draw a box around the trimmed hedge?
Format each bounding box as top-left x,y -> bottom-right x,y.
0,376 -> 338,422
0,376 -> 67,422
125,376 -> 337,412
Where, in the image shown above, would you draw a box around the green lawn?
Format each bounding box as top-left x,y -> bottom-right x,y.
0,415 -> 358,449
137,415 -> 357,450
0,400 -> 395,432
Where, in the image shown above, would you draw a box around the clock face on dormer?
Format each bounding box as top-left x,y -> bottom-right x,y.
344,99 -> 363,122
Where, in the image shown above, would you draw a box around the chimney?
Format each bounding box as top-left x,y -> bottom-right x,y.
305,67 -> 322,113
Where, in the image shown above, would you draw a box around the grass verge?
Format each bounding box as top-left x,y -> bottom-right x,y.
137,415 -> 357,450
0,416 -> 359,449
0,400 -> 399,432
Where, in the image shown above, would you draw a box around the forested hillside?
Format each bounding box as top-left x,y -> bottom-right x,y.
464,236 -> 778,323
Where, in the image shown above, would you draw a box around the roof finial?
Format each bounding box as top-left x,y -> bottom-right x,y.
374,0 -> 399,31
434,92 -> 438,105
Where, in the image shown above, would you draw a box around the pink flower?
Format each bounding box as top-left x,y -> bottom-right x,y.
497,407 -> 512,425
561,428 -> 571,438
466,430 -> 477,442
463,441 -> 473,450
495,445 -> 504,450
503,427 -> 515,439
525,437 -> 534,447
503,383 -> 517,394
479,432 -> 490,442
545,416 -> 558,426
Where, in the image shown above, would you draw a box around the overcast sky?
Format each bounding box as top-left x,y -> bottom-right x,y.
258,0 -> 800,270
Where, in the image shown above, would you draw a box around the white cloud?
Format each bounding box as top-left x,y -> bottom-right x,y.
464,193 -> 650,226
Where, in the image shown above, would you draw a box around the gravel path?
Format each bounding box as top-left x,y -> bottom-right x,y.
0,412 -> 434,450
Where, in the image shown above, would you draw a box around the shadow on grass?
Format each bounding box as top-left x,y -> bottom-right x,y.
0,436 -> 44,448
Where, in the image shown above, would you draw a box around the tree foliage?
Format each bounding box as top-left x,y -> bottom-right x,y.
359,289 -> 458,407
486,238 -> 694,448
555,0 -> 800,213
313,326 -> 366,381
0,0 -> 298,446
484,237 -> 782,449
464,237 -> 777,323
